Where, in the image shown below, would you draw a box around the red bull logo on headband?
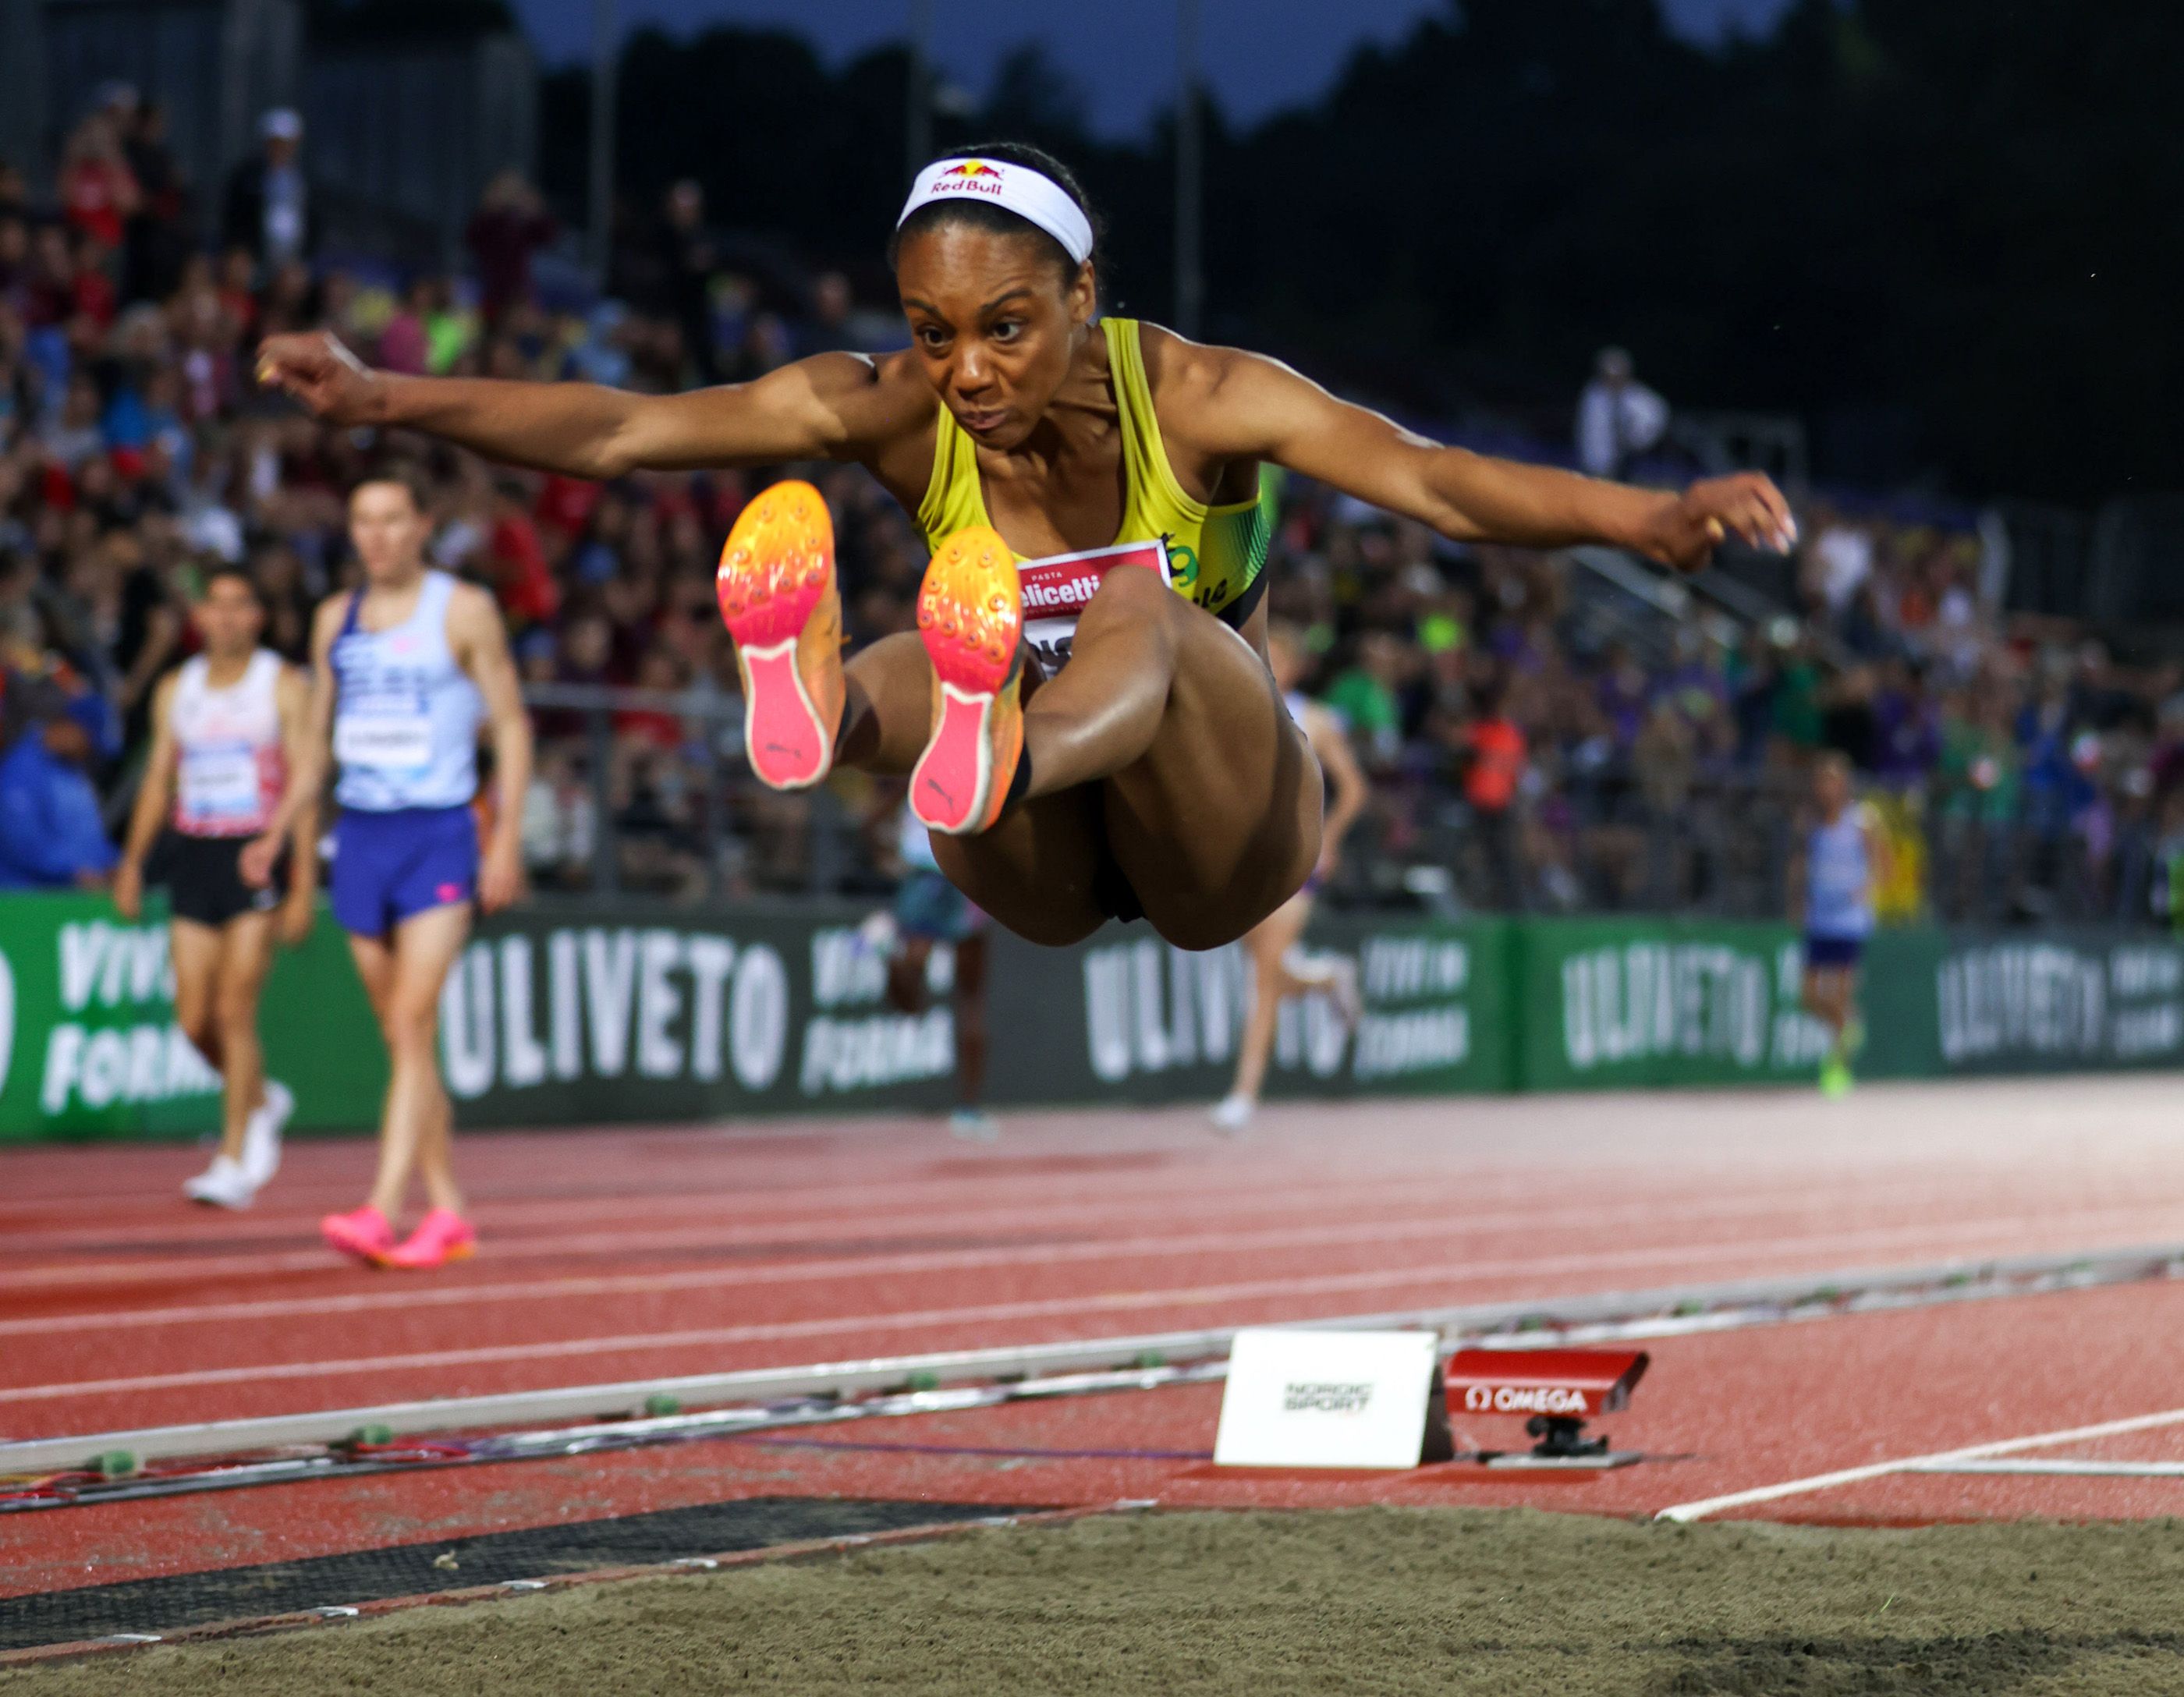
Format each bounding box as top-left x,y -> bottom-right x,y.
934,160 -> 1006,197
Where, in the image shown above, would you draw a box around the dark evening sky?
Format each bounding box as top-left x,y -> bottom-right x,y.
510,0 -> 1796,137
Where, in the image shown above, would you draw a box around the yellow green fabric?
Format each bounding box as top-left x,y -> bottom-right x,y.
915,317 -> 1272,627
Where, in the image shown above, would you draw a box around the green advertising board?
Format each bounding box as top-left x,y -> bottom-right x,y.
434,904 -> 1512,1125
0,892 -> 382,1141
1864,927 -> 2184,1077
1512,917 -> 1838,1091
1,893 -> 2177,1142
1042,916 -> 1513,1106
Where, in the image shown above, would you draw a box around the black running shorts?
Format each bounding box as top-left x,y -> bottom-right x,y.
151,832 -> 286,928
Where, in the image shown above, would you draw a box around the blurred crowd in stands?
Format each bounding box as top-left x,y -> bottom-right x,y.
3,95 -> 2183,927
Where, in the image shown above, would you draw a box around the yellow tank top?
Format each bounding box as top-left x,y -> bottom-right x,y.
915,317 -> 1273,628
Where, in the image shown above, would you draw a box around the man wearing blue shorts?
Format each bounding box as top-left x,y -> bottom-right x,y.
246,466 -> 530,1267
1798,752 -> 1888,1099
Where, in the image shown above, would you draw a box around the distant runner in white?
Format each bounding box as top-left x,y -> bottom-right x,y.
115,565 -> 317,1207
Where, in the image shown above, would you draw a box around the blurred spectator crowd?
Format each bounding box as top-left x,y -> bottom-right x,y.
3,94 -> 2183,928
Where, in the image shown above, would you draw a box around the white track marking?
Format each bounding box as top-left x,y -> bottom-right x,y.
11,1228 -> 2179,1409
11,1203 -> 2163,1337
1906,1458 -> 2184,1479
1655,1405 -> 2184,1522
9,1171 -> 2100,1291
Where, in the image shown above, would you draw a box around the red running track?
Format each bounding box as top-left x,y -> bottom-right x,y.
8,1075 -> 2184,1597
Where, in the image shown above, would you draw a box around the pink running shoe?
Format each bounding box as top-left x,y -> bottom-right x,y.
909,526 -> 1024,836
381,1206 -> 477,1270
321,1204 -> 395,1265
716,480 -> 843,790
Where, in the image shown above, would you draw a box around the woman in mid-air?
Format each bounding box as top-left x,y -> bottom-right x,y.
258,142 -> 1792,953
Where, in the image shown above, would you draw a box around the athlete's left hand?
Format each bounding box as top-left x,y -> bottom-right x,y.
238,834 -> 281,888
278,891 -> 315,948
479,837 -> 526,914
1641,473 -> 1797,572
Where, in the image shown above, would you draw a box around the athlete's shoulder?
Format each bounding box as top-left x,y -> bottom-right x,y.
443,576 -> 512,643
1133,321 -> 1233,400
788,349 -> 934,435
151,663 -> 186,721
1135,322 -> 1313,449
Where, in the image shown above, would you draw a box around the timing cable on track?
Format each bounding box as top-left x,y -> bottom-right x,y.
6,1242 -> 2177,1511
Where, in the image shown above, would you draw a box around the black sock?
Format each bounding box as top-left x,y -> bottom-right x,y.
999,744 -> 1034,820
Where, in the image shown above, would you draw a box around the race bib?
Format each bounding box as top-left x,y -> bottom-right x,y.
179,746 -> 261,822
335,711 -> 434,771
1018,540 -> 1169,672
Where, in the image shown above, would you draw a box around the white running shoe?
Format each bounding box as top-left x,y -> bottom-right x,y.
1211,1093 -> 1254,1135
242,1079 -> 292,1189
948,1107 -> 1000,1143
183,1153 -> 259,1210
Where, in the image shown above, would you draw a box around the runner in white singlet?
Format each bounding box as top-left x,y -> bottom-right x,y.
1211,621 -> 1370,1133
115,565 -> 317,1208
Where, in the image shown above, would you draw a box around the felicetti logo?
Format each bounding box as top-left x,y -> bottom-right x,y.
936,160 -> 1006,197
1020,574 -> 1100,613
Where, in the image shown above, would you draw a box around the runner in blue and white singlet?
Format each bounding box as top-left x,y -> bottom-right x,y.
327,567 -> 488,936
1800,752 -> 1887,1099
247,472 -> 532,1270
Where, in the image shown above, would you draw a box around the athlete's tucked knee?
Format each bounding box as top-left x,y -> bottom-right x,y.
1078,564 -> 1185,651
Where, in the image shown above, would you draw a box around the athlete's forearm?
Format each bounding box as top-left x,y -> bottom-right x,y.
1323,789 -> 1366,857
488,710 -> 533,859
119,768 -> 167,870
287,792 -> 321,891
367,374 -> 647,480
1424,451 -> 1669,552
262,739 -> 327,848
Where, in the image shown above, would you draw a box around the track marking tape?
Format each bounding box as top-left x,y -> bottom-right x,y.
1654,1405 -> 2184,1522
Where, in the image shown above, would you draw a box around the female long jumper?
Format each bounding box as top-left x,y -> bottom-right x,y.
257,143 -> 1792,953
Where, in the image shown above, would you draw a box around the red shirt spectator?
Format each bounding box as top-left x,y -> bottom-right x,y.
60,140 -> 137,250
1464,716 -> 1526,812
489,491 -> 562,629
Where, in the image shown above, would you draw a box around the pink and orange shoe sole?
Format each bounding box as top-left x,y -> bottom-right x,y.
716,480 -> 844,790
909,526 -> 1025,836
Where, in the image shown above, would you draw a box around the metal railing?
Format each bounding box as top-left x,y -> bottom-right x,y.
522,684 -> 2170,929
520,682 -> 861,902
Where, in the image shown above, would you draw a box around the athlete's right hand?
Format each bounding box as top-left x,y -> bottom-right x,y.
238,834 -> 280,889
255,331 -> 380,426
112,860 -> 142,922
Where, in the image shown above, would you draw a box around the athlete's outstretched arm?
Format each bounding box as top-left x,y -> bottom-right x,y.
113,674 -> 180,923
449,584 -> 532,914
1178,342 -> 1795,572
1303,704 -> 1370,879
242,600 -> 340,889
253,332 -> 908,478
273,664 -> 320,944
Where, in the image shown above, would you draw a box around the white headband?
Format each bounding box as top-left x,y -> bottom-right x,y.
897,158 -> 1094,266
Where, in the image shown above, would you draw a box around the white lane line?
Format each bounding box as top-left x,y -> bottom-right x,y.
0,1180 -> 1892,1292
0,1156 -> 2112,1254
6,1218 -> 2165,1408
0,1167 -> 1504,1261
3,1205 -> 2168,1342
1654,1405 -> 2184,1522
1906,1458 -> 2184,1479
12,1178 -> 2166,1297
